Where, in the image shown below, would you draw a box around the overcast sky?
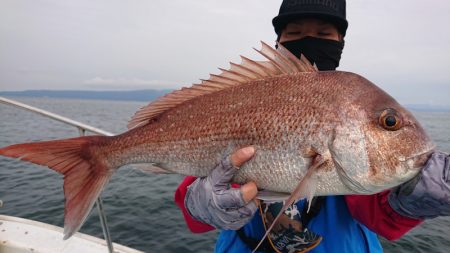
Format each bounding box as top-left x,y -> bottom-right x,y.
0,0 -> 449,106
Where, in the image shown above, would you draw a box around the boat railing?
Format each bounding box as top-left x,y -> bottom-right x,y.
0,96 -> 115,253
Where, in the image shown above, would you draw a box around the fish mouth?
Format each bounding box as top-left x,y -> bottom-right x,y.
331,147 -> 435,195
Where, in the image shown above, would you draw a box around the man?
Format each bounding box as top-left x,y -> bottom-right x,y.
175,0 -> 450,252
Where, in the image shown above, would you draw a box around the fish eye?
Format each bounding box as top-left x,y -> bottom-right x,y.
379,109 -> 402,131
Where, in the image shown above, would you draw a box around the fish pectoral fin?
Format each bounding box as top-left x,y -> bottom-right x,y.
132,163 -> 174,174
252,154 -> 323,253
256,190 -> 290,203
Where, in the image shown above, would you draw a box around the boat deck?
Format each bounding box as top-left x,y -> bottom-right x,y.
0,215 -> 144,253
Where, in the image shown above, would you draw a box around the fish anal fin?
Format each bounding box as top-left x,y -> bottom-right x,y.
127,41 -> 316,129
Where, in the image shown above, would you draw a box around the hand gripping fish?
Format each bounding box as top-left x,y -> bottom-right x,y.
0,42 -> 435,244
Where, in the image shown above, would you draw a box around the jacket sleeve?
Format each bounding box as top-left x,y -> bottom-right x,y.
174,176 -> 216,233
344,190 -> 423,240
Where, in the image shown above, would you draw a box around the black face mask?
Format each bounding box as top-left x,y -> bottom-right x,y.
280,36 -> 344,71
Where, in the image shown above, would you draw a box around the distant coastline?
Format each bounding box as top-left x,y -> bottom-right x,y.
1,89 -> 449,112
0,89 -> 171,102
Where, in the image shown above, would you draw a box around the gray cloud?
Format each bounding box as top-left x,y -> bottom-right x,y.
0,0 -> 449,106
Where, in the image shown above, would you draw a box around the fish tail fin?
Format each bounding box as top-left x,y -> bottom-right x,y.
0,135 -> 114,239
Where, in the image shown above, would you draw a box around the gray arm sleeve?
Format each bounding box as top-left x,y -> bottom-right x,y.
184,156 -> 258,230
389,151 -> 450,219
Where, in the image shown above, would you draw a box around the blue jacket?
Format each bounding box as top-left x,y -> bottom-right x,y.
215,196 -> 383,253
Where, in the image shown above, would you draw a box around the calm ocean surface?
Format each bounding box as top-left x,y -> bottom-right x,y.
0,97 -> 449,253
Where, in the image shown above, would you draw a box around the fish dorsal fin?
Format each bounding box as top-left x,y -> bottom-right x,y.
127,41 -> 317,129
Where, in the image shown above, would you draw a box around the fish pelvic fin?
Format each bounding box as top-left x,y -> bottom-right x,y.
253,154 -> 324,253
127,42 -> 317,130
0,136 -> 114,239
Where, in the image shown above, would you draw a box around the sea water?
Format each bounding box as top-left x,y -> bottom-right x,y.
0,97 -> 449,253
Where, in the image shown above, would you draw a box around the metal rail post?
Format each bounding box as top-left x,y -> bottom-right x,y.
78,127 -> 114,253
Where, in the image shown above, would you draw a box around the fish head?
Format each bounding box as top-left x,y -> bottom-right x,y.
329,72 -> 435,194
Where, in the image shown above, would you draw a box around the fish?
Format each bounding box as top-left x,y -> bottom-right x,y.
0,42 -> 435,241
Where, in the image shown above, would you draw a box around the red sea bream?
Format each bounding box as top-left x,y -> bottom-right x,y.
0,42 -> 434,240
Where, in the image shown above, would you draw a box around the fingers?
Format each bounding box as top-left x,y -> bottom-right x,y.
231,146 -> 255,167
185,146 -> 259,230
209,146 -> 256,188
241,181 -> 258,203
214,182 -> 258,209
